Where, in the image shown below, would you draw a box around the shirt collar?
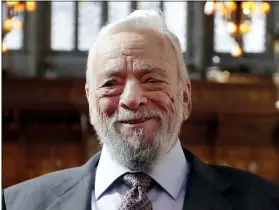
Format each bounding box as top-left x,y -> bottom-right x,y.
147,140 -> 188,199
95,140 -> 188,200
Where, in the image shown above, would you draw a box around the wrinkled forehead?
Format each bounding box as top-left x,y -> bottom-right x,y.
93,29 -> 177,70
96,30 -> 165,53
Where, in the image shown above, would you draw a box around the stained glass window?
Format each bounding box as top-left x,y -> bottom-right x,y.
108,1 -> 131,23
164,2 -> 187,52
51,2 -> 75,51
2,3 -> 23,50
78,1 -> 102,51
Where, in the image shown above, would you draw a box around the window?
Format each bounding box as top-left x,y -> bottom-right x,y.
214,2 -> 267,54
50,1 -> 188,53
164,2 -> 187,53
137,1 -> 160,10
242,6 -> 266,53
214,9 -> 235,53
78,2 -> 102,51
136,1 -> 188,53
51,2 -> 75,51
108,1 -> 131,23
2,2 -> 24,50
51,1 -> 102,52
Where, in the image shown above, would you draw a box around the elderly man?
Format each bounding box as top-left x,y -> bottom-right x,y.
3,10 -> 279,210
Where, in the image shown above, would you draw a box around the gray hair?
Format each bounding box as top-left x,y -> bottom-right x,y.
85,9 -> 188,89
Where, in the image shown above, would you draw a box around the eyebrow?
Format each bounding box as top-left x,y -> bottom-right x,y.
142,67 -> 168,78
98,67 -> 123,81
98,66 -> 168,80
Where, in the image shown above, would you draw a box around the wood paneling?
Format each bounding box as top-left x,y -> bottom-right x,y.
2,77 -> 279,187
3,142 -> 26,188
24,143 -> 82,179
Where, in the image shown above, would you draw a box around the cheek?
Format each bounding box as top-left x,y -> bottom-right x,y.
98,96 -> 119,117
147,91 -> 175,114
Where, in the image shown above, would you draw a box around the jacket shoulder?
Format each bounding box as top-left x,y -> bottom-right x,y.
6,166 -> 80,192
3,152 -> 101,210
3,166 -> 84,210
213,165 -> 279,196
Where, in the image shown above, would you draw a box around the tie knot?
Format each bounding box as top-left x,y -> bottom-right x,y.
122,172 -> 153,192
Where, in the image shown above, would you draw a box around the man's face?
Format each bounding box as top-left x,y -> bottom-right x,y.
86,30 -> 190,170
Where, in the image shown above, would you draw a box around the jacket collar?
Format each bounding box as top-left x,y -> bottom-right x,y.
47,147 -> 233,210
181,148 -> 233,210
46,152 -> 101,210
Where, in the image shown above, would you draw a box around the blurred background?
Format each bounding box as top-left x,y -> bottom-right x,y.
2,1 -> 279,188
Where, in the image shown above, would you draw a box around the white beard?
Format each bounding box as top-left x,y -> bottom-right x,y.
89,93 -> 184,171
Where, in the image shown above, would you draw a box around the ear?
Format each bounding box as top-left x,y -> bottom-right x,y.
182,82 -> 191,121
85,84 -> 89,100
85,84 -> 94,125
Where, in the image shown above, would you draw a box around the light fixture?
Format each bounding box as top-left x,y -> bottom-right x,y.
273,73 -> 279,111
2,1 -> 36,53
2,43 -> 8,53
275,100 -> 279,110
231,43 -> 243,57
204,1 -> 271,57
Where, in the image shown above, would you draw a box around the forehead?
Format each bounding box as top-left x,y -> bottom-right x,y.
94,30 -> 177,72
96,30 -> 166,53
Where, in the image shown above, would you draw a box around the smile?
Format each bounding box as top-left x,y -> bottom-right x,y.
118,117 -> 154,125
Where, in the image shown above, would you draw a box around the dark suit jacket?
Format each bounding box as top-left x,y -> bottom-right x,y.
3,148 -> 279,210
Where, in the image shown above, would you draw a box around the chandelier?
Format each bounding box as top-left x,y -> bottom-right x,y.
274,73 -> 279,111
204,1 -> 271,57
2,1 -> 36,53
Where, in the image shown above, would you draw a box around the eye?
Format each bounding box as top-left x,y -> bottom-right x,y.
145,78 -> 161,83
101,80 -> 118,88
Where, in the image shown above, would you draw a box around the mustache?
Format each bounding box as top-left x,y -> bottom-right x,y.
109,108 -> 164,122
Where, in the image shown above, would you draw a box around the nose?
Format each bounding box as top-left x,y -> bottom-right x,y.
119,79 -> 148,110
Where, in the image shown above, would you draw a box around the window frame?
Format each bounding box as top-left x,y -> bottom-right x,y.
2,7 -> 27,53
211,4 -> 274,62
50,1 -> 190,57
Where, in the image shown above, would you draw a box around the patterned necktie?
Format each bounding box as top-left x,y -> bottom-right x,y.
119,172 -> 154,210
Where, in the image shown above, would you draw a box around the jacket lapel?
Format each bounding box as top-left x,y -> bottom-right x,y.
47,152 -> 101,210
182,149 -> 234,210
46,147 -> 235,210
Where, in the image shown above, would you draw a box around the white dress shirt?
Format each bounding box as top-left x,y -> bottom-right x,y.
91,140 -> 190,210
